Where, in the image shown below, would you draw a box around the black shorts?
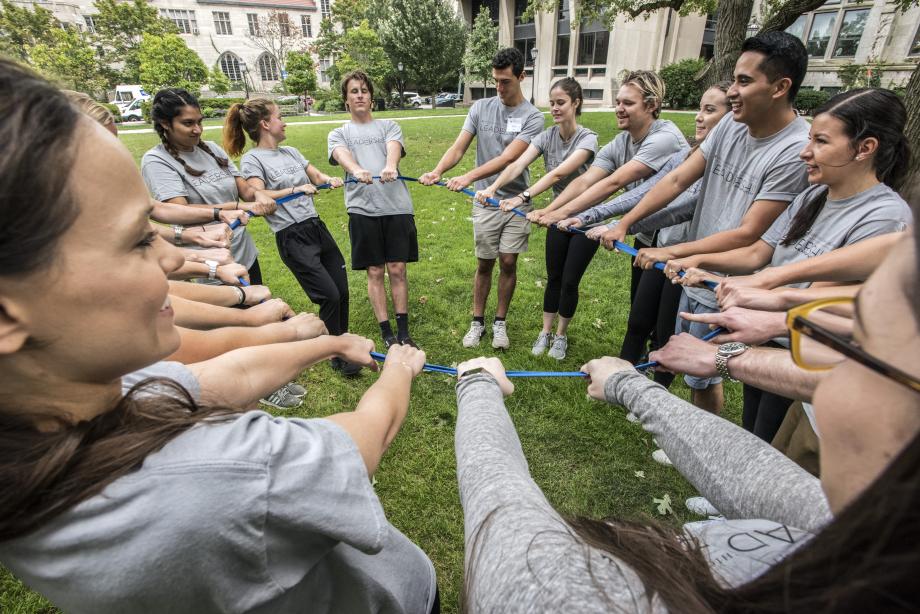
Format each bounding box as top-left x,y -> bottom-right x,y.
348,213 -> 419,270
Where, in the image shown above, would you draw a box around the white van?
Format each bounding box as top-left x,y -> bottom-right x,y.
113,85 -> 150,114
121,97 -> 145,121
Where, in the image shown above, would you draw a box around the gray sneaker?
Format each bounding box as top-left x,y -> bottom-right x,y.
492,320 -> 509,349
286,382 -> 306,397
462,321 -> 485,348
547,334 -> 567,360
260,384 -> 303,410
531,332 -> 553,356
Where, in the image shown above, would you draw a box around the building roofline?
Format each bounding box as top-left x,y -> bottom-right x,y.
197,0 -> 317,10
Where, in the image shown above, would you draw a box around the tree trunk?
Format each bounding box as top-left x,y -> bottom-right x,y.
759,0 -> 827,33
899,64 -> 920,205
699,0 -> 754,87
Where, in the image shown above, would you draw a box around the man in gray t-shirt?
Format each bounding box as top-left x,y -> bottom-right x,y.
419,48 -> 544,350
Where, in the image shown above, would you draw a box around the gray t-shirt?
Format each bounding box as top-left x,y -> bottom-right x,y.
142,142 -> 258,269
327,119 -> 413,217
761,182 -> 912,286
241,146 -> 318,233
592,119 -> 689,243
530,125 -> 598,197
686,114 -> 811,308
462,96 -> 544,201
455,373 -> 824,612
1,363 -> 437,614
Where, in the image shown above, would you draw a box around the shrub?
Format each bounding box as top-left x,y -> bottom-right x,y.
141,99 -> 152,122
794,88 -> 830,116
103,102 -> 122,122
659,58 -> 706,109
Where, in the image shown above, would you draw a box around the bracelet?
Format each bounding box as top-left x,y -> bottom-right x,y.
291,185 -> 295,195
234,285 -> 246,306
172,224 -> 184,246
212,207 -> 221,222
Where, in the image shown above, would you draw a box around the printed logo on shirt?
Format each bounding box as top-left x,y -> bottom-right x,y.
786,233 -> 835,259
190,168 -> 233,187
267,165 -> 304,181
342,135 -> 387,147
709,155 -> 758,195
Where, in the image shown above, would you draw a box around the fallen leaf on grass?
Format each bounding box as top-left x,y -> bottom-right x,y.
418,296 -> 428,304
435,278 -> 443,283
634,471 -> 645,479
653,494 -> 673,516
426,233 -> 435,238
523,257 -> 533,263
535,280 -> 543,288
592,318 -> 605,329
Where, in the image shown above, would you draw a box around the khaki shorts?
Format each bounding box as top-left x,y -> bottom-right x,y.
472,204 -> 531,259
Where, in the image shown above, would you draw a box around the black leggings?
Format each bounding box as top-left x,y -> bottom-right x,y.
276,218 -> 350,335
743,383 -> 794,443
248,258 -> 262,286
543,226 -> 599,319
628,236 -> 652,304
618,267 -> 683,387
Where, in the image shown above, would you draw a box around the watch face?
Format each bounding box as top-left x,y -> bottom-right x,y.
719,342 -> 747,356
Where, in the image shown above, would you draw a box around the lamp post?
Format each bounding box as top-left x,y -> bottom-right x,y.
239,59 -> 250,98
397,61 -> 404,109
529,47 -> 538,105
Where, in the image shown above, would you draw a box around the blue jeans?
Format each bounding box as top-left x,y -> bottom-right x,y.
676,291 -> 723,390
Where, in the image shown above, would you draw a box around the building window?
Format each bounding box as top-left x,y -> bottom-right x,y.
911,23 -> 920,55
558,0 -> 569,20
515,37 -> 536,65
160,9 -> 197,35
258,53 -> 280,81
584,88 -> 603,99
577,30 -> 608,65
301,14 -> 312,37
805,12 -> 837,57
786,14 -> 808,41
555,33 -> 569,65
247,13 -> 259,36
832,8 -> 868,57
471,0 -> 499,24
514,0 -> 533,24
82,15 -> 95,33
275,12 -> 290,36
213,11 -> 232,35
320,0 -> 331,19
319,57 -> 332,82
219,52 -> 243,82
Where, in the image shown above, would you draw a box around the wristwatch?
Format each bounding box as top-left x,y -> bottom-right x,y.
205,259 -> 219,281
172,225 -> 184,246
458,366 -> 486,380
212,207 -> 221,222
715,342 -> 748,382
520,190 -> 532,203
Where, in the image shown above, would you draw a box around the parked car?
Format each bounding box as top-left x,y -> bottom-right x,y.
120,97 -> 144,121
434,93 -> 460,107
402,92 -> 423,107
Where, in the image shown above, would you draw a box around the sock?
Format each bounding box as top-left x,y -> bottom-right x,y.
395,313 -> 409,338
379,320 -> 394,339
494,316 -> 506,323
473,316 -> 485,326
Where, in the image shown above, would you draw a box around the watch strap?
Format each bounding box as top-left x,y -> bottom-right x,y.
172,225 -> 184,246
212,207 -> 221,222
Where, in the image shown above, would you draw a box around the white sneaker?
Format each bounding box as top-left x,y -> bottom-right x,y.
260,384 -> 303,410
462,321 -> 485,348
531,332 -> 553,356
492,320 -> 509,349
547,335 -> 567,360
651,449 -> 673,466
685,496 -> 720,517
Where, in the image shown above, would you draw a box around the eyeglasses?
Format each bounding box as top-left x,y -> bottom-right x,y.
787,297 -> 920,394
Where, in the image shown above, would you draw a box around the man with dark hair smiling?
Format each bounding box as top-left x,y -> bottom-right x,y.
603,31 -> 811,425
420,48 -> 544,350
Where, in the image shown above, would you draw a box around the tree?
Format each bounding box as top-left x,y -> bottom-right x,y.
137,33 -> 208,94
29,27 -> 111,97
463,8 -> 498,88
209,65 -> 230,95
332,19 -> 393,91
659,57 -> 705,108
91,0 -> 176,83
246,9 -> 309,89
0,0 -> 56,60
285,50 -> 317,95
312,0 -> 377,60
378,0 -> 465,100
900,64 -> 920,204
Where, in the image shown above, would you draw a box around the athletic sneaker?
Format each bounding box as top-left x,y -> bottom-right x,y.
685,496 -> 720,517
260,384 -> 303,410
286,382 -> 307,397
383,334 -> 399,350
547,335 -> 567,360
331,357 -> 362,377
462,321 -> 485,348
531,332 -> 553,356
651,448 -> 673,466
398,335 -> 419,349
492,320 -> 509,349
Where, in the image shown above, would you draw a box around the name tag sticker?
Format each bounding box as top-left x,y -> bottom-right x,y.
506,118 -> 523,133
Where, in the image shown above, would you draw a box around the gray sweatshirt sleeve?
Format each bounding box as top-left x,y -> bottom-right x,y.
603,371 -> 832,532
630,188 -> 698,234
455,375 -> 663,613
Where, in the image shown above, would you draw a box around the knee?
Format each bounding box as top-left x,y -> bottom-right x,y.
386,263 -> 407,282
476,258 -> 495,275
367,266 -> 385,283
498,255 -> 517,276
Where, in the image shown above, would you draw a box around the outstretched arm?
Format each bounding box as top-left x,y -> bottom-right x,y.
419,130 -> 475,184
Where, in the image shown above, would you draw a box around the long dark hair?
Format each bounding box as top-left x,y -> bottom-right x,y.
0,59 -> 234,540
151,88 -> 230,176
782,88 -> 910,246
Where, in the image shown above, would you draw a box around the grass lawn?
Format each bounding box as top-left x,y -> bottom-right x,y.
1,110 -> 743,613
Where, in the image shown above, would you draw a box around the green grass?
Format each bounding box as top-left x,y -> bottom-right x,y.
1,110 -> 742,613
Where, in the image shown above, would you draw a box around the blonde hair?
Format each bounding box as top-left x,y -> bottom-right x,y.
621,70 -> 666,119
62,90 -> 115,127
223,97 -> 275,157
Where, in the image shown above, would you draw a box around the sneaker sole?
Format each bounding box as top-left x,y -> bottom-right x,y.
462,337 -> 483,348
259,398 -> 302,410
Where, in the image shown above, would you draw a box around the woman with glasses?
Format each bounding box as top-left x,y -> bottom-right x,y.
454,223 -> 920,610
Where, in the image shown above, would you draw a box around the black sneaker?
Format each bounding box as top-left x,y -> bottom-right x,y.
383,334 -> 399,349
331,357 -> 362,377
397,335 -> 419,349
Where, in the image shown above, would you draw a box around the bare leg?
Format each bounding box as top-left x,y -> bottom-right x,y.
495,252 -> 518,319
541,312 -> 554,334
366,265 -> 389,322
692,383 -> 724,414
473,258 -> 495,318
554,315 -> 572,337
386,261 -> 408,313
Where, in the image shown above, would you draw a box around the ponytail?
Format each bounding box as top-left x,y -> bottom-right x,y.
781,187 -> 828,247
223,103 -> 247,157
221,98 -> 275,158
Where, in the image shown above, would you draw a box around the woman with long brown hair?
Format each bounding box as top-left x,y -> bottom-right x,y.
0,60 -> 438,614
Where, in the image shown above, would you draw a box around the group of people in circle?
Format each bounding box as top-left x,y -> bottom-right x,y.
0,27 -> 918,613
